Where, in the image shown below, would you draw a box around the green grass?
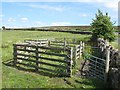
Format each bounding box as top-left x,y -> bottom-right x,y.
1,30 -> 105,88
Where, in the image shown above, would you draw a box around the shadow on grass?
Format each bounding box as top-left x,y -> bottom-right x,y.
75,79 -> 106,89
2,59 -> 67,78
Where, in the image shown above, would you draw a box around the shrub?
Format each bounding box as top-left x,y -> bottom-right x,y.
91,10 -> 116,42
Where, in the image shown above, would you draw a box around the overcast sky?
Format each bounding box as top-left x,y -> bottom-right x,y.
1,0 -> 119,28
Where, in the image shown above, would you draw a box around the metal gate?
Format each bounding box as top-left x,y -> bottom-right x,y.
83,53 -> 106,80
81,46 -> 110,82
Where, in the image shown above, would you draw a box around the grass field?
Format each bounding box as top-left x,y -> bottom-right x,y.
1,30 -> 105,89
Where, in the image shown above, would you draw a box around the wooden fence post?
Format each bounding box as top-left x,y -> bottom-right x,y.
74,46 -> 77,60
70,47 -> 73,77
35,45 -> 39,71
79,41 -> 82,59
13,44 -> 17,67
67,47 -> 73,77
82,42 -> 85,53
104,47 -> 110,83
64,38 -> 67,52
48,40 -> 51,47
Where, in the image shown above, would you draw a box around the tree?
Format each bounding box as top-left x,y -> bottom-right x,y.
91,10 -> 116,42
2,26 -> 6,30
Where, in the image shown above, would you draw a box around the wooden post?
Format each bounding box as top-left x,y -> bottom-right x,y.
64,38 -> 66,52
79,41 -> 82,59
75,46 -> 77,60
82,42 -> 85,54
104,47 -> 110,83
70,47 -> 73,77
67,47 -> 73,77
13,44 -> 17,67
48,40 -> 51,47
35,45 -> 39,71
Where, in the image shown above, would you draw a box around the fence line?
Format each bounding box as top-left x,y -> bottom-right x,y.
13,43 -> 73,77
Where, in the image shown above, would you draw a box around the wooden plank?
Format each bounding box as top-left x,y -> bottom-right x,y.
17,62 -> 36,68
38,46 -> 70,51
17,58 -> 69,74
51,41 -> 64,43
76,48 -> 80,52
17,53 -> 69,63
16,44 -> 71,52
17,48 -> 35,53
17,57 -> 36,63
17,53 -> 35,58
17,58 -> 69,76
38,51 -> 67,57
50,44 -> 64,46
76,56 -> 79,59
38,56 -> 69,64
38,61 -> 69,69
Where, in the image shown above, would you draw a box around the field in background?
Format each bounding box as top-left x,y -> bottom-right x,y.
5,26 -> 119,32
1,30 -> 106,88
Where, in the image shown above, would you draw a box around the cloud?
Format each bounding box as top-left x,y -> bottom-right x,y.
8,18 -> 16,22
79,13 -> 87,17
0,14 -> 4,17
21,17 -> 28,22
103,2 -> 118,10
26,4 -> 64,11
51,22 -> 71,26
33,21 -> 47,26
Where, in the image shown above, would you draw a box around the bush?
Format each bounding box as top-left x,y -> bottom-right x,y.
91,10 -> 116,42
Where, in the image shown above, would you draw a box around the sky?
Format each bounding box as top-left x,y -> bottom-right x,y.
1,0 -> 119,28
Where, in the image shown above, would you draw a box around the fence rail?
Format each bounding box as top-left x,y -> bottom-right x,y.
13,38 -> 85,77
13,43 -> 73,76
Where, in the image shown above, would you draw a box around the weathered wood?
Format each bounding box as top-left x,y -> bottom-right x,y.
38,51 -> 67,57
17,62 -> 36,68
50,43 -> 64,46
104,48 -> 110,83
17,53 -> 35,58
74,46 -> 77,60
17,48 -> 35,53
37,56 -> 69,64
16,44 -> 70,51
13,44 -> 17,67
35,46 -> 39,71
17,57 -> 36,63
67,47 -> 73,77
14,39 -> 83,77
17,53 -> 68,63
79,41 -> 82,59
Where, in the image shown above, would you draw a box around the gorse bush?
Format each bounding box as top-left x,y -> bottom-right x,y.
91,10 -> 116,42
